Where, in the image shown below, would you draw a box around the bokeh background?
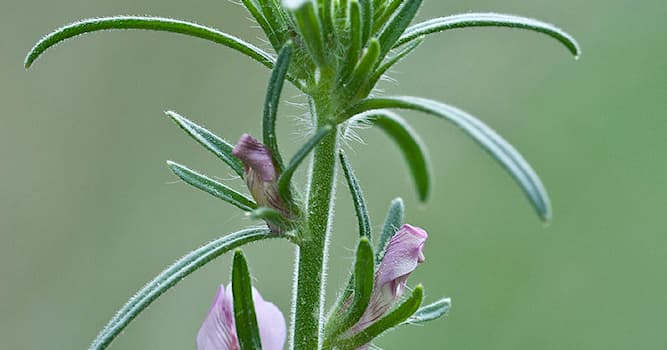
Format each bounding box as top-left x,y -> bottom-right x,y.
2,0 -> 665,348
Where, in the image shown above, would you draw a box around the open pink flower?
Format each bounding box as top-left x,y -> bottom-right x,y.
232,134 -> 291,232
197,284 -> 286,350
352,224 -> 428,333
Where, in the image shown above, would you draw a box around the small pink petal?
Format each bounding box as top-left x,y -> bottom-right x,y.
196,284 -> 286,350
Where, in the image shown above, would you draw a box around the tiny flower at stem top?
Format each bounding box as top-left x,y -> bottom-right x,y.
197,284 -> 287,350
232,134 -> 293,232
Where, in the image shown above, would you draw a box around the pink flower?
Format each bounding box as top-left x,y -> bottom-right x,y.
196,284 -> 286,350
352,224 -> 428,333
232,134 -> 291,232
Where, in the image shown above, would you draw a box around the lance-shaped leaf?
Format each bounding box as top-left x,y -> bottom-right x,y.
345,38 -> 381,97
320,0 -> 335,41
341,96 -> 552,222
336,285 -> 424,349
362,111 -> 431,202
241,0 -> 281,49
376,197 -> 404,263
372,0 -> 404,34
376,0 -> 422,59
325,237 -> 375,341
284,0 -> 327,67
340,0 -> 363,81
166,111 -> 244,178
232,250 -> 263,350
403,298 -> 451,325
90,228 -> 278,350
263,43 -> 293,170
360,36 -> 423,97
167,161 -> 257,212
25,16 -> 274,69
277,125 -> 334,198
249,207 -> 293,233
397,13 -> 581,57
339,151 -> 371,238
359,0 -> 373,45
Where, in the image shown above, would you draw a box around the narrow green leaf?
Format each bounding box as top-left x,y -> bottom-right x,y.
263,43 -> 293,170
259,0 -> 291,39
340,0 -> 363,81
25,16 -> 274,69
341,96 -> 552,222
360,35 -> 423,96
166,111 -> 244,178
362,111 -> 431,202
320,0 -> 335,41
285,0 -> 327,66
339,151 -> 371,238
277,125 -> 334,198
90,228 -> 277,350
232,250 -> 263,350
241,0 -> 282,49
376,0 -> 422,58
359,0 -> 373,45
397,13 -> 581,57
250,207 -> 291,229
404,298 -> 451,325
345,38 -> 381,96
376,197 -> 404,262
326,238 -> 375,340
337,285 -> 424,349
372,0 -> 403,34
167,161 -> 257,212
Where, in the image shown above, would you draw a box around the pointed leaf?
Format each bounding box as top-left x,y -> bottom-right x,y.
376,197 -> 404,263
232,250 -> 263,350
326,237 -> 375,340
336,285 -> 424,349
284,0 -> 327,66
166,111 -> 244,178
363,111 -> 431,202
277,125 -> 334,198
263,43 -> 293,170
25,16 -> 274,69
340,0 -> 363,81
339,151 -> 371,238
345,38 -> 381,97
397,13 -> 581,57
376,0 -> 422,58
90,228 -> 277,350
342,96 -> 552,222
241,0 -> 283,49
249,207 -> 291,229
360,35 -> 423,96
359,0 -> 373,45
167,161 -> 257,212
404,298 -> 451,325
372,0 -> 403,34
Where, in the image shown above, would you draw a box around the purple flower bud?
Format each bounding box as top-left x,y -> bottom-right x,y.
197,284 -> 286,350
232,134 -> 291,232
352,224 -> 428,333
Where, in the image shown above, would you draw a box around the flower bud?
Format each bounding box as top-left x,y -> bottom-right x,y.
232,134 -> 292,232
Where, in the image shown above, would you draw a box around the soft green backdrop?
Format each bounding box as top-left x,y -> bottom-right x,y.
1,0 -> 665,348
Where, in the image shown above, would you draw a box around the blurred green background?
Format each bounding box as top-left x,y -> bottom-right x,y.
2,0 -> 665,348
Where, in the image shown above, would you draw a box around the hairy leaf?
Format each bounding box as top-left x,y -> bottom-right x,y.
90,228 -> 276,350
342,96 -> 552,221
167,161 -> 257,212
397,13 -> 581,57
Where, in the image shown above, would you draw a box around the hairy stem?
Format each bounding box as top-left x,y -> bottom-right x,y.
292,76 -> 339,350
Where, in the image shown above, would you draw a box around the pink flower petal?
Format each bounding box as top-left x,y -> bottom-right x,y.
197,284 -> 286,350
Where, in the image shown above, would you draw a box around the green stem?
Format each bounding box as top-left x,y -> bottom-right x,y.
292,83 -> 339,350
